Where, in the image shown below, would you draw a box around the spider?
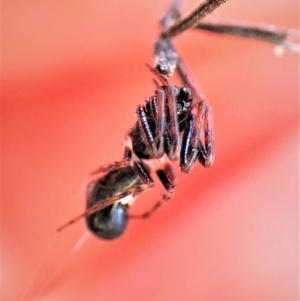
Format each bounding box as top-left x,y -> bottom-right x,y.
57,67 -> 213,239
58,0 -> 299,239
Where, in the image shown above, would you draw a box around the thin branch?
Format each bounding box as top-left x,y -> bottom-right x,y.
162,0 -> 229,38
195,19 -> 300,51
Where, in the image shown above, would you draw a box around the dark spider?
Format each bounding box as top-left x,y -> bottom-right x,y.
57,70 -> 214,240
57,0 -> 299,240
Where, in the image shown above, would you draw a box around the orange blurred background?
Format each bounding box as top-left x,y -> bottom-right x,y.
1,0 -> 299,300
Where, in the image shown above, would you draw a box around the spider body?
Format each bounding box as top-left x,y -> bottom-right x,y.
57,70 -> 213,240
83,76 -> 213,239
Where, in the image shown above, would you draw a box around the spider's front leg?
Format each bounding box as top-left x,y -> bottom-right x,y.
180,101 -> 214,173
136,80 -> 179,160
197,106 -> 214,167
147,68 -> 183,161
145,86 -> 170,157
135,103 -> 164,159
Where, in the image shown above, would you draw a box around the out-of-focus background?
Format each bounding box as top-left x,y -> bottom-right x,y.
1,0 -> 299,300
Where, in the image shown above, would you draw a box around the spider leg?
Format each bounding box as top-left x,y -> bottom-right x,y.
197,106 -> 214,167
145,89 -> 168,156
180,101 -> 204,173
153,87 -> 167,154
136,104 -> 163,159
156,158 -> 176,193
180,102 -> 214,172
132,160 -> 155,189
137,73 -> 181,160
145,95 -> 158,121
129,158 -> 176,219
163,81 -> 182,160
147,67 -> 182,161
129,192 -> 174,219
124,130 -> 158,187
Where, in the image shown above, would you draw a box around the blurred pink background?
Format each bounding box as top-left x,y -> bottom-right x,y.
1,0 -> 299,300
